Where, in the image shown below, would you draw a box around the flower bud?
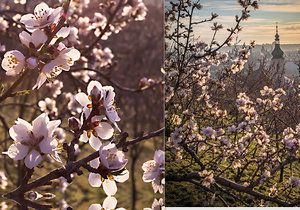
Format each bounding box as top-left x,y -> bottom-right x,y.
90,86 -> 101,103
68,117 -> 80,132
26,57 -> 38,69
28,191 -> 43,201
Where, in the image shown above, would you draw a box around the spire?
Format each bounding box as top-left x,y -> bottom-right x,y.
275,22 -> 280,43
272,22 -> 284,59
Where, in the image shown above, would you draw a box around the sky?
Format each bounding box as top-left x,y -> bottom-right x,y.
190,0 -> 300,45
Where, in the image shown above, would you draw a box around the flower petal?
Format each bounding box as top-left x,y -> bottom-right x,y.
20,14 -> 38,28
56,27 -> 71,39
24,149 -> 43,169
47,120 -> 61,136
31,29 -> 47,48
103,179 -> 117,196
154,150 -> 165,165
88,173 -> 102,187
32,113 -> 49,138
34,2 -> 50,14
9,119 -> 32,142
7,143 -> 29,160
66,48 -> 81,65
33,73 -> 47,89
19,31 -> 31,47
75,92 -> 90,107
89,135 -> 102,151
103,86 -> 115,107
39,138 -> 56,154
143,171 -> 159,183
103,196 -> 117,209
114,169 -> 129,183
87,81 -> 102,95
88,204 -> 102,210
79,131 -> 89,143
94,122 -> 114,140
90,158 -> 100,169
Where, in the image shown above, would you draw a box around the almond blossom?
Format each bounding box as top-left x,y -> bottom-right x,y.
0,43 -> 6,52
89,196 -> 125,210
199,170 -> 215,188
71,70 -> 96,83
75,80 -> 120,143
34,43 -> 81,89
144,198 -> 165,210
20,2 -> 62,31
79,115 -> 114,143
1,50 -> 25,76
102,86 -> 121,131
92,12 -> 108,37
4,113 -> 61,169
65,92 -> 82,115
45,80 -> 63,98
93,47 -> 114,68
0,171 -> 8,190
14,0 -> 26,4
88,142 -> 129,196
0,17 -> 8,32
123,0 -> 148,21
0,202 -> 8,210
142,150 -> 165,193
38,97 -> 58,117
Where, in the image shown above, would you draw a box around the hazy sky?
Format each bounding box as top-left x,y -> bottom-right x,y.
192,0 -> 300,44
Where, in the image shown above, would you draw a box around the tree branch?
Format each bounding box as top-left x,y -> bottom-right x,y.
4,127 -> 164,198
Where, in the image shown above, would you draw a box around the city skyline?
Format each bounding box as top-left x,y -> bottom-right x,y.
193,0 -> 300,45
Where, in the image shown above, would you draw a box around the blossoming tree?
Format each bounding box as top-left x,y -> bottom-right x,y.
0,0 -> 164,209
165,0 -> 300,207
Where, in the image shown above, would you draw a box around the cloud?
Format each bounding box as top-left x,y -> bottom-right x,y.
260,4 -> 300,13
284,25 -> 300,31
170,0 -> 300,44
188,21 -> 300,44
262,0 -> 300,6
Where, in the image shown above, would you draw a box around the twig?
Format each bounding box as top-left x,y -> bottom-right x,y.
71,68 -> 163,92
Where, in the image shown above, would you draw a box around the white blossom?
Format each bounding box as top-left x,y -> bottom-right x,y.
88,143 -> 129,196
142,150 -> 165,193
89,196 -> 125,210
4,113 -> 61,169
75,81 -> 120,142
92,47 -> 114,67
0,43 -> 5,52
0,171 -> 8,190
144,198 -> 165,210
38,97 -> 58,117
1,50 -> 25,76
20,2 -> 62,31
0,17 -> 8,32
34,43 -> 80,89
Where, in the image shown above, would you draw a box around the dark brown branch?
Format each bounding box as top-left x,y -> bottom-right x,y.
167,173 -> 291,207
4,127 -> 164,198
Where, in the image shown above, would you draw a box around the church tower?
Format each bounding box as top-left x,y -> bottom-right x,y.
269,22 -> 285,86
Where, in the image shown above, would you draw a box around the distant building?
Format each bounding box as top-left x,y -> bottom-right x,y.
269,23 -> 286,87
243,23 -> 299,90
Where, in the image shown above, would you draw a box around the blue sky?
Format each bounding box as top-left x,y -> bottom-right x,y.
190,0 -> 300,44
